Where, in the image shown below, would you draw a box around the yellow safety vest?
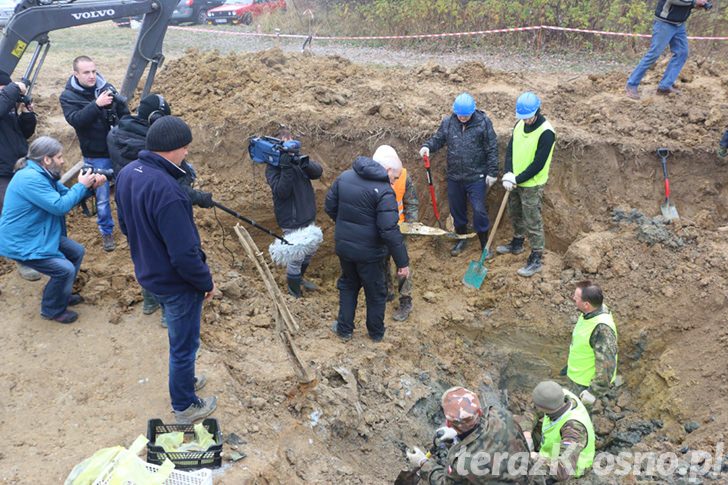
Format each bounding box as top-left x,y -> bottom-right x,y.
567,307 -> 618,387
540,389 -> 596,478
511,119 -> 555,187
393,168 -> 407,224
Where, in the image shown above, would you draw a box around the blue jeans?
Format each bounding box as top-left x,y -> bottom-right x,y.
336,258 -> 387,339
22,237 -> 84,318
447,178 -> 490,233
153,290 -> 204,411
627,20 -> 688,91
84,157 -> 114,236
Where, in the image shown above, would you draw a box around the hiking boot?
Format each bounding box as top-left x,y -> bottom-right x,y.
718,146 -> 728,159
656,86 -> 681,96
142,289 -> 160,315
17,262 -> 41,281
68,294 -> 84,306
174,396 -> 218,424
194,374 -> 207,392
517,250 -> 543,278
330,322 -> 352,342
625,85 -> 640,100
496,237 -> 525,255
42,310 -> 78,324
287,276 -> 302,298
450,239 -> 467,257
102,233 -> 115,252
392,296 -> 413,322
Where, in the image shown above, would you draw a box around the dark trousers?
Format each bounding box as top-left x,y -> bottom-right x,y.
22,237 -> 85,318
152,289 -> 204,411
0,175 -> 11,216
336,257 -> 387,339
447,178 -> 490,233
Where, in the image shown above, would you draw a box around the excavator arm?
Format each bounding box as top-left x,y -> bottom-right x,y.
0,0 -> 179,99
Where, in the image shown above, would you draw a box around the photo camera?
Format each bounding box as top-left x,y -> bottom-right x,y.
248,136 -> 309,167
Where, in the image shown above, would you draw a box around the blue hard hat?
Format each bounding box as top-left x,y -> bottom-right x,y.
453,93 -> 476,117
515,92 -> 541,119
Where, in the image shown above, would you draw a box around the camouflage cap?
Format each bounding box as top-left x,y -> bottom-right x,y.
441,386 -> 482,422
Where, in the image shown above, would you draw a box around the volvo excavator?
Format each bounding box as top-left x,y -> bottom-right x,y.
0,0 -> 179,103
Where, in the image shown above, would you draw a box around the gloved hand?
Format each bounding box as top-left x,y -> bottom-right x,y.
579,389 -> 597,406
196,191 -> 214,209
485,175 -> 497,188
434,426 -> 458,446
419,146 -> 430,158
406,447 -> 428,467
502,172 -> 516,192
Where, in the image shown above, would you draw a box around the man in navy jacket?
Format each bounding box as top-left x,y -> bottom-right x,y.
325,145 -> 409,342
115,116 -> 217,424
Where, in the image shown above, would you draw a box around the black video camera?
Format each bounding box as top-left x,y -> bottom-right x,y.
105,85 -> 128,105
81,165 -> 114,178
248,136 -> 309,167
704,1 -> 713,10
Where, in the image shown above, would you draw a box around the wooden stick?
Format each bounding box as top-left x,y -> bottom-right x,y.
60,160 -> 84,185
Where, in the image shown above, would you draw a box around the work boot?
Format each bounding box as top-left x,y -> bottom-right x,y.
392,296 -> 413,322
299,262 -> 319,291
42,310 -> 78,324
656,86 -> 681,96
194,374 -> 207,392
17,262 -> 41,281
330,322 -> 352,342
174,396 -> 218,424
450,239 -> 467,257
102,233 -> 115,252
287,276 -> 302,298
517,250 -> 543,278
625,85 -> 640,100
68,294 -> 84,306
496,236 -> 525,255
142,289 -> 160,315
718,146 -> 728,159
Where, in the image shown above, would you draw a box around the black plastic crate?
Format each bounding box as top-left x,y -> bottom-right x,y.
146,418 -> 223,469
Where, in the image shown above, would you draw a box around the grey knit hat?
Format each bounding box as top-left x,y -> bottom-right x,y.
146,116 -> 192,152
532,381 -> 565,412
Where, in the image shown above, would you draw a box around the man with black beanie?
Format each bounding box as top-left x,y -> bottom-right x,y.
0,69 -> 41,282
115,116 -> 218,424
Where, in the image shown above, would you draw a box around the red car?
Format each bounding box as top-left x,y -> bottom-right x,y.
206,0 -> 285,26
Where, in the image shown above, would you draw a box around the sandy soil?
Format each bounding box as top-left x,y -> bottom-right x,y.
2,30 -> 728,484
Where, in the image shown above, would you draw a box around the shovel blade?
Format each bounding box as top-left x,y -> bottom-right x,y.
660,200 -> 679,220
463,260 -> 488,289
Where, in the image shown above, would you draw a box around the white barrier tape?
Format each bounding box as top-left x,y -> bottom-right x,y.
169,24 -> 728,42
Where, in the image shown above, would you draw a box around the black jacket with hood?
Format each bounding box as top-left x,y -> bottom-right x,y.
0,83 -> 36,178
265,154 -> 323,230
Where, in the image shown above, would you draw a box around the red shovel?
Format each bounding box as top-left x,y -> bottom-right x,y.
423,154 -> 443,228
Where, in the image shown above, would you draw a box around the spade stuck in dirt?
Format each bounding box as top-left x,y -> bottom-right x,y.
463,191 -> 510,289
657,148 -> 679,221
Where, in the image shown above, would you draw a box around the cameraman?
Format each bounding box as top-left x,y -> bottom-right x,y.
0,69 -> 40,282
265,127 -> 323,298
60,55 -> 129,252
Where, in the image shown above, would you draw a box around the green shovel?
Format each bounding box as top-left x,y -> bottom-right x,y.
463,191 -> 510,289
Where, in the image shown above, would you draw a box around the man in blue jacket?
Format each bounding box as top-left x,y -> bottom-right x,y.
325,145 -> 409,343
60,55 -> 129,252
115,116 -> 218,424
625,0 -> 710,100
265,127 -> 323,298
0,136 -> 104,324
420,93 -> 498,256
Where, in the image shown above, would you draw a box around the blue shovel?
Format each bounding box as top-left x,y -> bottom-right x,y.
463,191 -> 510,289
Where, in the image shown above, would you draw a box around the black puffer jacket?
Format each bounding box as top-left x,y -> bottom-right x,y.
655,0 -> 695,25
424,110 -> 498,183
265,155 -> 323,230
0,83 -> 36,177
107,114 -> 212,208
325,157 -> 408,268
60,73 -> 129,158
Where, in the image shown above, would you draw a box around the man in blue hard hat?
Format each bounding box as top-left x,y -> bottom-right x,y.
498,92 -> 555,277
420,93 -> 498,256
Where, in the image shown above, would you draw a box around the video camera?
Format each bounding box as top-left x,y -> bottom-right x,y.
248,136 -> 309,167
81,165 -> 114,178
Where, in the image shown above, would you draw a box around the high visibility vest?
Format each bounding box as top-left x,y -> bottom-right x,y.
511,119 -> 555,187
540,389 -> 596,478
393,168 -> 407,224
567,307 -> 618,387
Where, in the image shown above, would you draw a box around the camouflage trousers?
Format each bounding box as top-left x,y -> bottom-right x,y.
508,185 -> 545,251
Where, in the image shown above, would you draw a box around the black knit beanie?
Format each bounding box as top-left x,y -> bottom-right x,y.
146,116 -> 192,152
137,93 -> 171,123
0,70 -> 12,86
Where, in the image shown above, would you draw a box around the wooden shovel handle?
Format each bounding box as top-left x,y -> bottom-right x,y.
485,191 -> 510,253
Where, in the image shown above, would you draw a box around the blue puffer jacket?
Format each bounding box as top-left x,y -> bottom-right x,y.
0,160 -> 89,260
325,156 -> 408,268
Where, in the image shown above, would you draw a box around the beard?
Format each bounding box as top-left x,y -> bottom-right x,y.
46,162 -> 63,180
